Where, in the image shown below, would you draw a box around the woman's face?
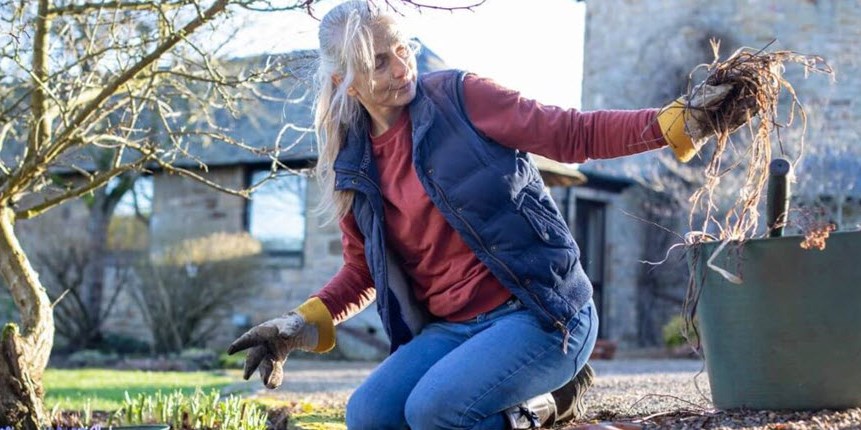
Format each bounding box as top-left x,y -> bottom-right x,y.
349,23 -> 417,134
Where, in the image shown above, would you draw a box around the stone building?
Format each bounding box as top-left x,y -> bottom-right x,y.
5,1 -> 858,358
2,44 -> 590,360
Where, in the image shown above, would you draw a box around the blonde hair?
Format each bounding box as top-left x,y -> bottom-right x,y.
314,1 -> 402,223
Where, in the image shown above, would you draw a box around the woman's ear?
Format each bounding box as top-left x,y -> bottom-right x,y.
332,74 -> 358,97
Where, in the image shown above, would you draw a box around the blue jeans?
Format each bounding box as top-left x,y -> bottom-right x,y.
345,298 -> 598,430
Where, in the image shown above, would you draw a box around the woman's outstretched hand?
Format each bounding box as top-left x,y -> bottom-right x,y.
227,312 -> 317,389
227,298 -> 336,389
683,83 -> 757,141
658,82 -> 757,162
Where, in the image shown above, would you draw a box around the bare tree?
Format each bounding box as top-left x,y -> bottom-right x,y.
0,1 -> 312,426
0,1 -> 486,426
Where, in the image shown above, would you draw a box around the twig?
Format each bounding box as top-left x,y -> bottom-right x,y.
627,393 -> 710,415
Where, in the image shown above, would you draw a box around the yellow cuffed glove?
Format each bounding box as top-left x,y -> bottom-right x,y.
657,98 -> 697,162
657,83 -> 737,163
227,297 -> 336,389
295,297 -> 336,353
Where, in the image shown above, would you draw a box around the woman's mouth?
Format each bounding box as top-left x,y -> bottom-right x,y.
391,77 -> 414,92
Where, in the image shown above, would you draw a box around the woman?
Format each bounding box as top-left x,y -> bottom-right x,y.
227,1 -> 743,429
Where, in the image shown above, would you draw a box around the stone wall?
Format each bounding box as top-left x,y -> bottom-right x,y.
582,0 -> 860,346
583,0 -> 857,141
149,170 -> 246,248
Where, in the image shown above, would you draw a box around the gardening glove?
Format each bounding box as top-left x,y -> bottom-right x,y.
657,83 -> 755,162
227,297 -> 335,389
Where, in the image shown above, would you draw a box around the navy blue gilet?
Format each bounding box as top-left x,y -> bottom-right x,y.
333,70 -> 593,353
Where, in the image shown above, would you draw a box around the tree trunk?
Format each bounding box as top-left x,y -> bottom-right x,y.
0,206 -> 54,429
82,192 -> 110,348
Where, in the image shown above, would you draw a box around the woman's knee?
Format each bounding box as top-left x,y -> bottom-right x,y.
404,383 -> 469,429
345,384 -> 406,430
404,388 -> 437,429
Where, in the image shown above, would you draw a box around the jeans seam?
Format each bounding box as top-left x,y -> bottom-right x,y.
455,334 -> 559,428
456,306 -> 593,428
571,306 -> 592,368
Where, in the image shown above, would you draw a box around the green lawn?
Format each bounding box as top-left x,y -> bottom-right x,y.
43,368 -> 347,429
252,397 -> 346,430
44,368 -> 240,411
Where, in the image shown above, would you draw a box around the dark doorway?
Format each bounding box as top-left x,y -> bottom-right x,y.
574,198 -> 607,338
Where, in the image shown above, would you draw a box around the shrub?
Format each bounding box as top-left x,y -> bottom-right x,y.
66,349 -> 120,368
98,333 -> 152,355
178,348 -> 219,370
218,351 -> 245,370
131,233 -> 264,354
662,314 -> 699,348
27,231 -> 135,352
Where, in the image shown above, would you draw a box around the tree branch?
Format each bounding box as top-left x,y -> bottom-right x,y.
0,123 -> 15,176
49,0 -> 232,161
235,0 -> 318,12
153,159 -> 250,198
16,163 -> 144,220
29,0 -> 52,156
375,0 -> 486,14
47,0 -> 195,17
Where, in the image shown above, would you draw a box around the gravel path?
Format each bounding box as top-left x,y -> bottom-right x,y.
228,358 -> 861,429
586,359 -> 713,417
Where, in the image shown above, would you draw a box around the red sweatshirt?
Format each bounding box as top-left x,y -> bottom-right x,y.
312,74 -> 667,324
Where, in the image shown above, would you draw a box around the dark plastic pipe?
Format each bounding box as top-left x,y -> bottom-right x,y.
766,157 -> 792,237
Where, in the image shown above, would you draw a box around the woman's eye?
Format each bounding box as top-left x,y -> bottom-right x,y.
375,57 -> 386,70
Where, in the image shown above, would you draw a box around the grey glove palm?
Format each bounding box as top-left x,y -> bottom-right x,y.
227,312 -> 319,389
685,82 -> 757,141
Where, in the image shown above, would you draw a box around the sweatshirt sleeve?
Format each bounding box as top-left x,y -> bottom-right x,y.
462,74 -> 667,163
311,213 -> 376,324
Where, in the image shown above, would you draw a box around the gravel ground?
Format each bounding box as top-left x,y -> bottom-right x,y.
228,358 -> 861,429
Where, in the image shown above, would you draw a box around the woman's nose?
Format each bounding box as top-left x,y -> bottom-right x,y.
391,55 -> 408,79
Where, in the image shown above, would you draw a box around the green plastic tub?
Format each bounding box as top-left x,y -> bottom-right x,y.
689,230 -> 861,410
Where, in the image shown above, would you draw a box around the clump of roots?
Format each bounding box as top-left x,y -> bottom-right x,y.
685,39 -> 833,243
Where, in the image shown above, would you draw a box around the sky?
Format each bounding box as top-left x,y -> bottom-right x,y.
223,0 -> 587,109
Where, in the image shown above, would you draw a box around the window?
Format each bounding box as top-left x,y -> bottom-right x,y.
113,176 -> 153,217
108,175 -> 153,251
247,169 -> 307,262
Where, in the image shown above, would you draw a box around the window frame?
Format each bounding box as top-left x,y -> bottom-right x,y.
107,174 -> 154,252
243,166 -> 309,267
